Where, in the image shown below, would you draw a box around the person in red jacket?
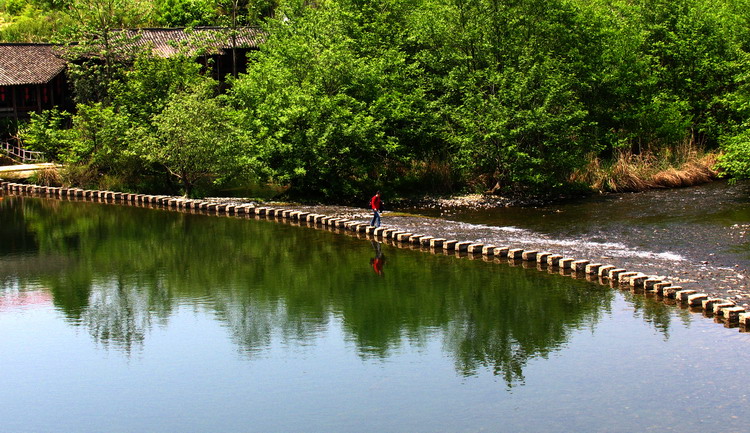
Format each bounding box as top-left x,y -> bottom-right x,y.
369,191 -> 382,227
370,240 -> 385,276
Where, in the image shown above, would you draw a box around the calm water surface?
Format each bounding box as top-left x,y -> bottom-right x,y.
1,196 -> 748,433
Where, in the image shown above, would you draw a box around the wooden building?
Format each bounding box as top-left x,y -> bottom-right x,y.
0,28 -> 261,138
0,44 -> 69,123
125,27 -> 263,80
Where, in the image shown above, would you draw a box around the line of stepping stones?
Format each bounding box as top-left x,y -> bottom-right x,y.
2,180 -> 748,331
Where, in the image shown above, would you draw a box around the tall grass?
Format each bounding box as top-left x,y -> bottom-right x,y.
571,142 -> 718,192
29,166 -> 61,186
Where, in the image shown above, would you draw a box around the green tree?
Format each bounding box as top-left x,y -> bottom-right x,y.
20,109 -> 76,161
109,51 -> 205,125
62,102 -> 149,190
716,130 -> 750,179
153,0 -> 217,26
229,0 -> 442,199
449,57 -> 591,190
20,103 -> 139,182
61,0 -> 152,104
138,81 -> 243,196
583,0 -> 742,154
716,58 -> 750,179
403,0 -> 604,190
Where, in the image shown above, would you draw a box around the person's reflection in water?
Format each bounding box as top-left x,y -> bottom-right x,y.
370,241 -> 385,276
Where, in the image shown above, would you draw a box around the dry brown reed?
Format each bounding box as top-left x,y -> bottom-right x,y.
33,166 -> 62,186
572,149 -> 718,193
650,155 -> 716,188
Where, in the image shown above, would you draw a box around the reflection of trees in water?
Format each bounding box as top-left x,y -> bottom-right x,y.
4,197 -> 647,385
213,296 -> 331,356
214,300 -> 278,355
81,276 -> 173,354
624,291 -> 690,339
0,197 -> 40,256
443,283 -> 613,386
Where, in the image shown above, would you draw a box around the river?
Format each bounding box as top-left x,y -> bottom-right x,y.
1,185 -> 749,432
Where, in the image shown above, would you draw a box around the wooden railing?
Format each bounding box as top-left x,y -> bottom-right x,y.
1,140 -> 44,162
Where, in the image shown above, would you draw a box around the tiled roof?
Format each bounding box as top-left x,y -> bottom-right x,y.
124,27 -> 263,57
0,44 -> 66,86
0,28 -> 263,85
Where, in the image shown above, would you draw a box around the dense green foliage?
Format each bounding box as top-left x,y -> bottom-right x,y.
229,0 -> 750,196
5,0 -> 750,198
137,81 -> 245,195
0,0 -> 276,40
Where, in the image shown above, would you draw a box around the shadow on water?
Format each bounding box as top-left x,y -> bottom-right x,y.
0,196 -> 687,387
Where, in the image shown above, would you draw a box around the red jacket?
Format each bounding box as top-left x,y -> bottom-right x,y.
370,195 -> 382,211
372,257 -> 384,275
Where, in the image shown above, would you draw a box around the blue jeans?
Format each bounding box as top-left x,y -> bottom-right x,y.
370,210 -> 381,227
